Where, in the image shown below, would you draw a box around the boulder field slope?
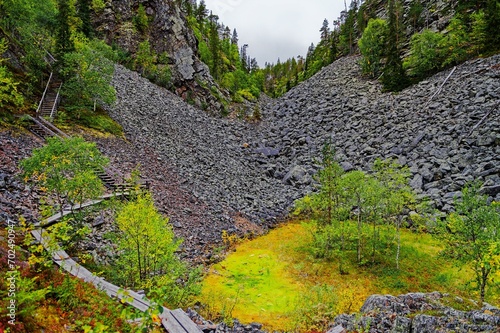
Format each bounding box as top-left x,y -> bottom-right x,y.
107,54 -> 500,231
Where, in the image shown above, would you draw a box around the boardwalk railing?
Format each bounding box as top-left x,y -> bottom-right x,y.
36,72 -> 53,116
32,194 -> 202,333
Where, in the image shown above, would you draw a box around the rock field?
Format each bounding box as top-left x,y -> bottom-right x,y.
107,54 -> 500,239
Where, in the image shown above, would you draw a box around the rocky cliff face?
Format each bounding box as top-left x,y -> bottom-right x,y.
93,0 -> 227,114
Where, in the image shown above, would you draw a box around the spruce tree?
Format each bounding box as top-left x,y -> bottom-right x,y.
56,0 -> 74,56
339,1 -> 358,55
381,0 -> 409,92
329,33 -> 338,63
484,0 -> 500,52
77,0 -> 93,38
320,18 -> 330,41
196,0 -> 208,21
208,14 -> 221,79
231,28 -> 238,45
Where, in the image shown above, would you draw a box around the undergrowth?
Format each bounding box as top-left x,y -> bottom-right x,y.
0,228 -> 137,333
54,107 -> 123,137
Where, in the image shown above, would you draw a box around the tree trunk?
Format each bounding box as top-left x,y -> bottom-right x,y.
396,218 -> 401,270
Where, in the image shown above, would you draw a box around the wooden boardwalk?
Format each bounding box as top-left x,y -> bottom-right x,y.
32,194 -> 202,333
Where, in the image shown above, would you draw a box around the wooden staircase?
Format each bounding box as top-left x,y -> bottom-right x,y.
36,72 -> 62,121
32,196 -> 202,333
29,73 -> 149,192
38,81 -> 62,119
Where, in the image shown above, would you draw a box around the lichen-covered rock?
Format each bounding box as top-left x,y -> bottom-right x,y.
334,292 -> 500,333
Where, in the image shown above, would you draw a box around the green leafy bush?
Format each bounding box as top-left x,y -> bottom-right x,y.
60,36 -> 116,116
0,39 -> 24,110
358,18 -> 388,78
20,136 -> 109,215
404,29 -> 444,79
112,192 -> 201,308
133,4 -> 149,34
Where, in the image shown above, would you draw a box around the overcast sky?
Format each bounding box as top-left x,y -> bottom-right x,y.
203,0 -> 346,66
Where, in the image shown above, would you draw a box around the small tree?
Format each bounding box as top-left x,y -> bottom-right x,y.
133,4 -> 149,34
437,183 -> 500,302
115,192 -> 181,283
21,136 -> 108,216
60,37 -> 116,115
314,142 -> 345,226
373,159 -> 414,269
358,18 -> 388,78
114,191 -> 200,307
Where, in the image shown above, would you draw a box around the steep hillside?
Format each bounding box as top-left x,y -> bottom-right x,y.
107,53 -> 500,234
265,55 -> 500,211
92,0 -> 228,114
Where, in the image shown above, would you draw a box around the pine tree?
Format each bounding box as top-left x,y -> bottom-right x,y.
77,0 -> 93,38
484,0 -> 500,52
408,0 -> 424,33
208,14 -> 221,79
56,0 -> 74,56
320,18 -> 330,41
339,1 -> 358,55
240,44 -> 248,71
381,0 -> 409,91
329,32 -> 338,63
305,43 -> 315,72
195,0 -> 208,21
231,28 -> 238,45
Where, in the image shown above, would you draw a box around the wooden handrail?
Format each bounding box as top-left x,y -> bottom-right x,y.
50,82 -> 63,120
36,72 -> 53,116
31,193 -> 203,332
27,115 -> 59,138
36,115 -> 69,138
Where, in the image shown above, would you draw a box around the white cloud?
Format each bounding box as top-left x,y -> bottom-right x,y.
203,0 -> 346,66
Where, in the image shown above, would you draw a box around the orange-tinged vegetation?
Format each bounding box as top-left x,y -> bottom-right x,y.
200,221 -> 499,332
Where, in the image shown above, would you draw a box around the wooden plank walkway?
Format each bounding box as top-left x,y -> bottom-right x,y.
32,194 -> 202,333
35,192 -> 128,229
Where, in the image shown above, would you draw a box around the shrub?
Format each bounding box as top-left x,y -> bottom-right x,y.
404,29 -> 444,79
358,19 -> 388,78
112,192 -> 201,308
133,4 -> 149,34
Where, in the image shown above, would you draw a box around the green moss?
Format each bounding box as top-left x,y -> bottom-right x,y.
199,221 -> 499,332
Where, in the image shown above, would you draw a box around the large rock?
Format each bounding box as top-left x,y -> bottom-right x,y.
334,292 -> 500,333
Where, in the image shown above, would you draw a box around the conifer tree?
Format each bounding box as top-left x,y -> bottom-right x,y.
231,28 -> 238,45
56,0 -> 74,56
381,0 -> 408,91
208,14 -> 221,79
77,0 -> 93,38
339,1 -> 358,55
195,0 -> 208,21
240,44 -> 248,71
484,0 -> 500,52
329,32 -> 338,63
320,18 -> 330,41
